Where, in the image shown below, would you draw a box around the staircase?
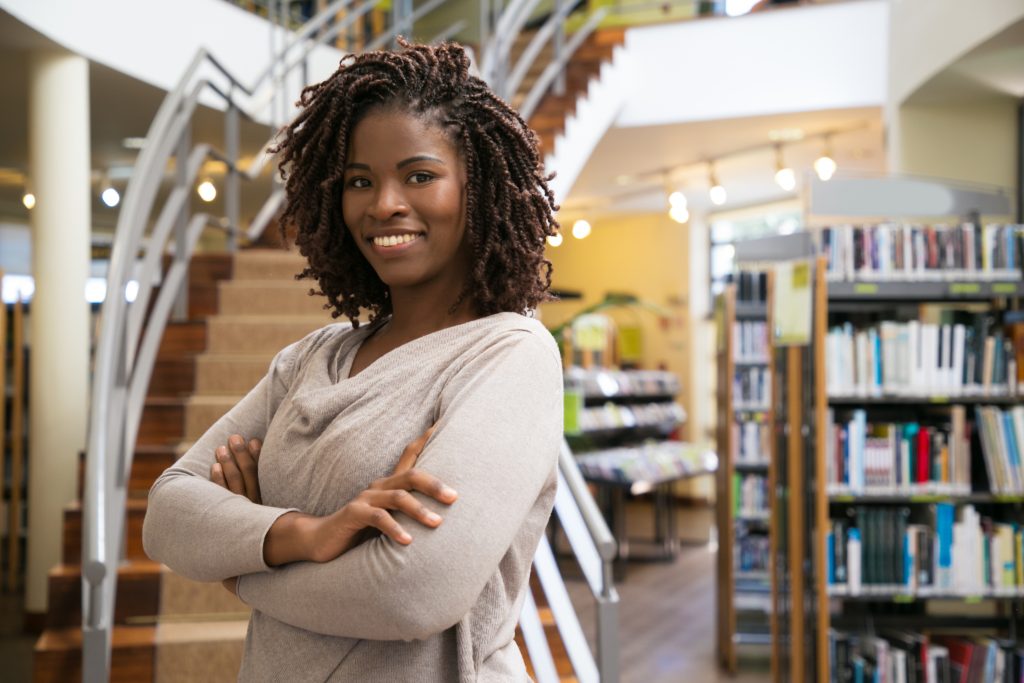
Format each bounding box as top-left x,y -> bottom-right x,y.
36,248 -> 586,681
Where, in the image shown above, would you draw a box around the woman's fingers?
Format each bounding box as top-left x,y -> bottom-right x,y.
228,435 -> 261,504
215,445 -> 247,496
392,425 -> 435,475
348,502 -> 413,545
210,462 -> 228,488
393,469 -> 458,504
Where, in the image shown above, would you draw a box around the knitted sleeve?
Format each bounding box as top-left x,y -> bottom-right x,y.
235,329 -> 563,640
142,324 -> 343,581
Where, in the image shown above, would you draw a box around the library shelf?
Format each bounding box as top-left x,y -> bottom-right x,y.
827,492 -> 1024,504
827,280 -> 1024,302
827,394 -> 1021,406
715,278 -> 778,676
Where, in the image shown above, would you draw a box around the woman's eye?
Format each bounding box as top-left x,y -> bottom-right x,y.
408,172 -> 434,184
346,177 -> 370,189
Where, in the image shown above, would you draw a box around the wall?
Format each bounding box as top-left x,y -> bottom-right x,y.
895,97 -> 1020,190
616,0 -> 888,128
887,0 -> 1024,106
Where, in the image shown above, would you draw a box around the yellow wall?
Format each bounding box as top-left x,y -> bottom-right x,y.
895,97 -> 1019,190
539,212 -> 693,438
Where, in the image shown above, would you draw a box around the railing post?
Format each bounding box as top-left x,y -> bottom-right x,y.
225,100 -> 240,251
598,565 -> 620,682
172,118 -> 191,321
553,0 -> 566,96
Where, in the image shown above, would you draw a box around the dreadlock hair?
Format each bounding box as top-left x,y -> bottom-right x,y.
272,39 -> 559,327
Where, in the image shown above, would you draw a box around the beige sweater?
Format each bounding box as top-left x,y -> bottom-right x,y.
142,312 -> 563,682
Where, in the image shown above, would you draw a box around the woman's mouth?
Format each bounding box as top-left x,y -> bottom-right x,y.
371,233 -> 422,248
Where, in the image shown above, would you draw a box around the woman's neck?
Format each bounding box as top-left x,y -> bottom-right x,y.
382,287 -> 479,345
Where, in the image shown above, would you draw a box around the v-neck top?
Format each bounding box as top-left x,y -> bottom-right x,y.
143,312 -> 563,682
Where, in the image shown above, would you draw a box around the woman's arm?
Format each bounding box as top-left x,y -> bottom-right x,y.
142,329 -> 330,582
236,330 -> 563,641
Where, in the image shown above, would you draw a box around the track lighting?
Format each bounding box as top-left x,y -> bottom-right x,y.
547,232 -> 563,247
708,163 -> 726,206
571,219 -> 592,240
22,192 -> 36,210
774,145 -> 796,192
814,135 -> 837,181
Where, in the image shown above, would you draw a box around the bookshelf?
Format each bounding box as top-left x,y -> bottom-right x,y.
778,174 -> 1024,682
715,271 -> 778,674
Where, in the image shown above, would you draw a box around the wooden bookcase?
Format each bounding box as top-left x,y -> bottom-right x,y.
772,174 -> 1024,681
715,272 -> 778,674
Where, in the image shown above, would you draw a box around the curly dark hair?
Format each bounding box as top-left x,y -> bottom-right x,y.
271,39 -> 559,327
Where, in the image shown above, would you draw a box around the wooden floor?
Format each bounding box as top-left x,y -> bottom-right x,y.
561,501 -> 772,683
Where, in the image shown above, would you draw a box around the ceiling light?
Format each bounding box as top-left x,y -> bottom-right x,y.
668,191 -> 687,208
197,179 -> 217,202
814,136 -> 837,181
22,192 -> 36,210
122,137 -> 147,150
546,232 -> 563,247
669,205 -> 689,224
768,128 -> 805,142
571,219 -> 592,240
708,163 -> 726,206
101,186 -> 120,207
774,146 -> 796,192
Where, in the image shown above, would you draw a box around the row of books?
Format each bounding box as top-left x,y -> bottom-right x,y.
817,223 -> 1023,282
736,533 -> 769,573
824,408 -> 972,496
734,366 -> 771,408
827,504 -> 1024,597
732,270 -> 768,303
576,401 -> 685,434
564,367 -> 680,401
825,318 -> 1019,399
976,407 -> 1024,495
733,473 -> 769,518
733,420 -> 771,466
734,321 -> 769,363
574,442 -> 713,484
830,629 -> 1024,683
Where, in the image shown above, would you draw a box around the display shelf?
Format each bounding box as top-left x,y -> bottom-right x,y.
734,459 -> 770,471
735,302 -> 768,319
827,492 -> 1024,504
826,587 -> 1024,602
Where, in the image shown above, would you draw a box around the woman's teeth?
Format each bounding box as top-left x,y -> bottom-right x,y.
372,234 -> 419,247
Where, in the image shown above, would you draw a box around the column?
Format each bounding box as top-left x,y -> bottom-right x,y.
25,51 -> 91,616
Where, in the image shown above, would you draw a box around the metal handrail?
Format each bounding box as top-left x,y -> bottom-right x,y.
83,0 -> 622,680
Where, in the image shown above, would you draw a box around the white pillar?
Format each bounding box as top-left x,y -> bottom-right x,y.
25,51 -> 91,615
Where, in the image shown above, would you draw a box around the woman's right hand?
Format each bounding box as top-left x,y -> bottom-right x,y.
263,425 -> 457,566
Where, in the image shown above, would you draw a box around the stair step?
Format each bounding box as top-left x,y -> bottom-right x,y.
232,248 -> 308,280
159,568 -> 250,619
185,396 -> 241,441
154,619 -> 247,682
206,315 -> 329,355
148,354 -> 197,397
157,321 -> 207,357
138,397 -> 187,445
34,625 -> 157,683
47,560 -> 161,629
195,354 -> 274,396
217,280 -> 329,317
64,499 -> 148,564
77,444 -> 183,500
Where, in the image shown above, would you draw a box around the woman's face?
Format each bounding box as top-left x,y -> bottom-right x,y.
342,108 -> 471,297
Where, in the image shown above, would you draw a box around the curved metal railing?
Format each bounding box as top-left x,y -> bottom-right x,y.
83,1 -> 618,681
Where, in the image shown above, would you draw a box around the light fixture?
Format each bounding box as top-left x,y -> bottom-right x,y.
101,186 -> 120,208
708,162 -> 726,206
197,179 -> 217,202
546,232 -> 563,247
122,137 -> 147,150
571,219 -> 591,240
774,145 -> 796,192
669,205 -> 689,224
814,135 -> 837,181
22,192 -> 36,210
668,191 -> 687,209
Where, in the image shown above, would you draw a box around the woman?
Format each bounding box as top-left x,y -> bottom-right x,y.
142,40 -> 564,682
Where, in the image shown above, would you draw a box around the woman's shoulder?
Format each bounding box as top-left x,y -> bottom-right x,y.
272,320 -> 363,376
460,312 -> 561,371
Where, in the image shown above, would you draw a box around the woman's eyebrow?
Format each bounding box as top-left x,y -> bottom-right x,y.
397,155 -> 444,168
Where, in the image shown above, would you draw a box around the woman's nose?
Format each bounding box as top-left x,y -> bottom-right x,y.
368,181 -> 409,221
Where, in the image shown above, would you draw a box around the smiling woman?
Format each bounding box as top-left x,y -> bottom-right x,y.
142,39 -> 565,683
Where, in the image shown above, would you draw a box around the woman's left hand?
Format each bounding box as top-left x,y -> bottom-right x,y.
209,435 -> 261,597
210,434 -> 263,504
